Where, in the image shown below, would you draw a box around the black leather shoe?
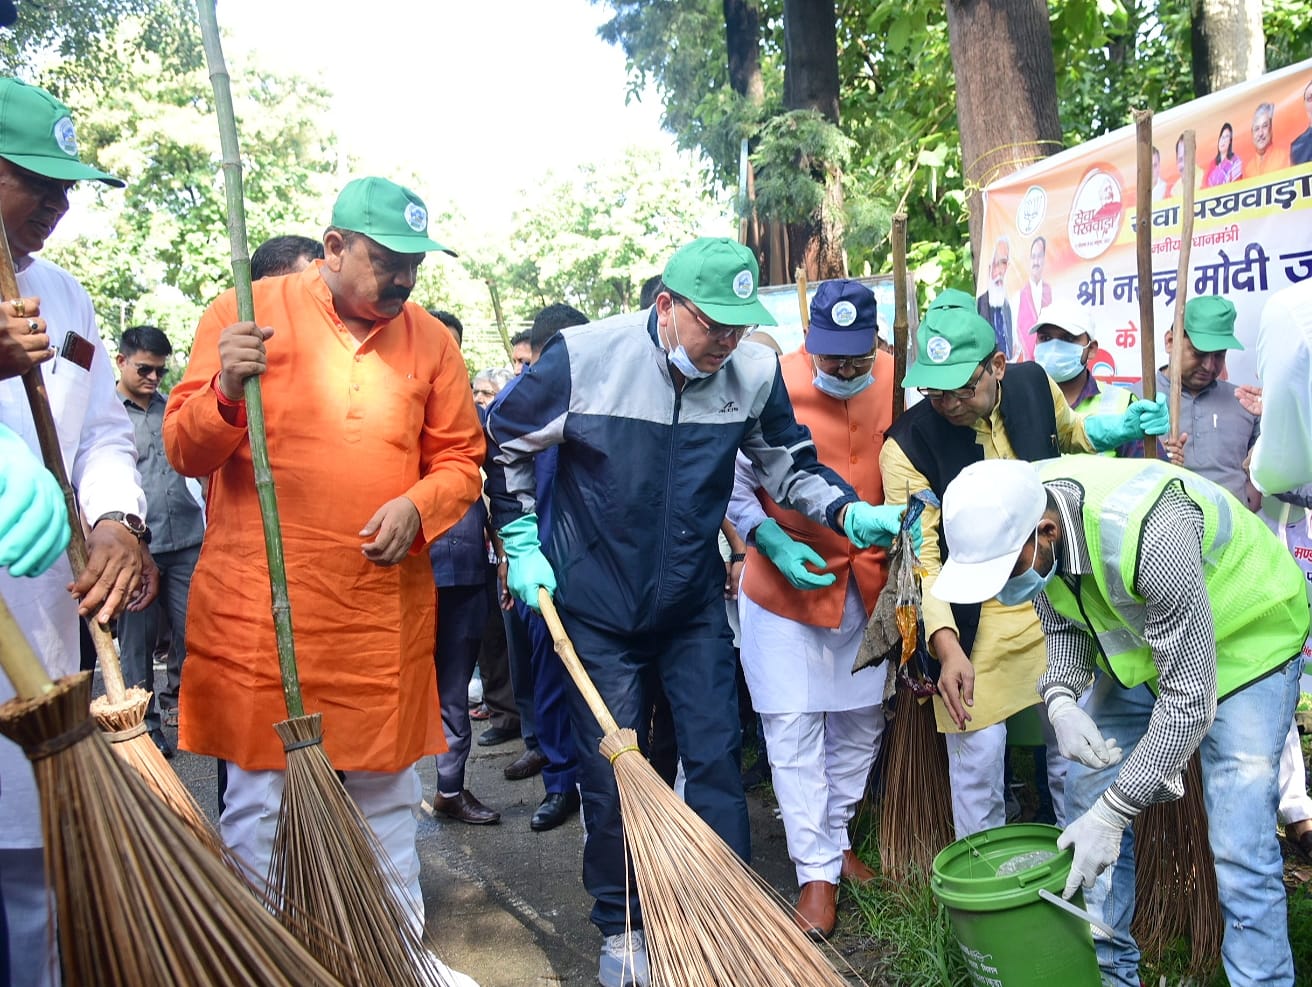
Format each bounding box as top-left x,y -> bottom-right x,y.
530,789 -> 580,832
504,747 -> 549,781
476,725 -> 519,748
150,728 -> 175,760
431,789 -> 501,825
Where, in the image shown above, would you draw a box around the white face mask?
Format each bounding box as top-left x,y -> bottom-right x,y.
812,367 -> 873,399
666,307 -> 718,380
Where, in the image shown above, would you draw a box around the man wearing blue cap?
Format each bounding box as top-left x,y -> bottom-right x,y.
0,76 -> 147,987
726,279 -> 895,938
880,291 -> 1170,840
485,239 -> 909,986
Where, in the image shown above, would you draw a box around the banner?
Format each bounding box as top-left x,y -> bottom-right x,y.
978,57 -> 1312,388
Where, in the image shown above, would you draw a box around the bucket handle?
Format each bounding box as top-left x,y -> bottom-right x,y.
1037,888 -> 1116,939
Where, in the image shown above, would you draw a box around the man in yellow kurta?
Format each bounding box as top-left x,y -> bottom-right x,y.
880,291 -> 1168,837
164,177 -> 485,917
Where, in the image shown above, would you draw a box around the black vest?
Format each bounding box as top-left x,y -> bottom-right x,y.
887,361 -> 1059,653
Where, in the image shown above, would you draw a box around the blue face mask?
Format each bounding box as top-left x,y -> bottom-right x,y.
813,367 -> 873,400
996,530 -> 1058,605
1033,339 -> 1087,383
666,308 -> 721,381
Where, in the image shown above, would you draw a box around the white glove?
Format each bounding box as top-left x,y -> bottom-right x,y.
1047,694 -> 1123,768
1057,796 -> 1133,899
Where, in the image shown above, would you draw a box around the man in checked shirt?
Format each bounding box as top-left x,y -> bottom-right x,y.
932,455 -> 1309,987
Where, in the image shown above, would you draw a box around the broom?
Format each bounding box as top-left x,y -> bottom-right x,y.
0,220 -> 223,857
0,593 -> 345,987
197,5 -> 459,984
539,591 -> 860,986
1127,127 -> 1222,971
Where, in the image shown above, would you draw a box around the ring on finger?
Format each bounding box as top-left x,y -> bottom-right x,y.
13,299 -> 25,318
27,319 -> 39,335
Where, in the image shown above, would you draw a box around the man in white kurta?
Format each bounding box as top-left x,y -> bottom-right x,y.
727,280 -> 893,939
0,78 -> 145,987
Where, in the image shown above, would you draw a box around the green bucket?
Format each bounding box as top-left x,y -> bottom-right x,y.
931,823 -> 1101,986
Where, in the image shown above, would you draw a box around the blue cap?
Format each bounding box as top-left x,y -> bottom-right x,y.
805,280 -> 878,356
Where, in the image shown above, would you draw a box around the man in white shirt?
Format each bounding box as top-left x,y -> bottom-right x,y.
1248,281 -> 1312,497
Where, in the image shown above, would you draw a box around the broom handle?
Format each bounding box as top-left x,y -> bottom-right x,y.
486,279 -> 514,363
891,212 -> 909,421
0,593 -> 55,700
0,217 -> 127,699
198,0 -> 305,718
794,268 -> 810,330
538,591 -> 621,736
1132,109 -> 1158,460
1169,131 -> 1197,445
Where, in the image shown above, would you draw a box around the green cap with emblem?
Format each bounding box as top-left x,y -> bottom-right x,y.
1183,295 -> 1243,352
662,237 -> 776,327
902,307 -> 998,389
331,177 -> 456,256
0,77 -> 123,186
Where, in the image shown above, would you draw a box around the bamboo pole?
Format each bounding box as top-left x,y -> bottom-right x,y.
486,279 -> 514,362
794,266 -> 810,330
1132,109 -> 1158,460
1168,131 -> 1197,442
891,213 -> 909,420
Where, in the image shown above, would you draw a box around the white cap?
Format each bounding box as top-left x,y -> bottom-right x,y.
932,459 -> 1047,603
1030,300 -> 1094,338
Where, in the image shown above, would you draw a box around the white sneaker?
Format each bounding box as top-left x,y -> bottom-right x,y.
467,674 -> 484,707
597,930 -> 650,987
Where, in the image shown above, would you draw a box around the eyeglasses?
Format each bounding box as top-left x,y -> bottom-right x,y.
917,358 -> 992,402
133,363 -> 167,379
678,299 -> 753,342
472,387 -> 498,399
814,353 -> 876,373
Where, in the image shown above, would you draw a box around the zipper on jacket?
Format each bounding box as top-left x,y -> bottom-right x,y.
652,384 -> 682,618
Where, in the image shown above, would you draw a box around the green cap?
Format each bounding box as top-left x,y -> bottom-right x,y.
662,237 -> 776,327
0,78 -> 123,186
1183,295 -> 1243,351
902,308 -> 997,389
925,288 -> 976,315
330,177 -> 456,256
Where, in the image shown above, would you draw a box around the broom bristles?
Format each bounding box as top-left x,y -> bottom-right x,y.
269,714 -> 459,987
877,686 -> 954,883
0,673 -> 345,987
598,728 -> 863,987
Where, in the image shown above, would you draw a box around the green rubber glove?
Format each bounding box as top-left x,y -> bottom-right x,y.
842,501 -> 920,552
499,514 -> 557,611
0,425 -> 71,577
753,518 -> 835,590
1085,394 -> 1171,451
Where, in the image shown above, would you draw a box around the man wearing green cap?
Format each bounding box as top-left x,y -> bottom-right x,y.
1152,295 -> 1260,509
484,237 -> 907,986
164,177 -> 485,934
880,290 -> 1169,839
0,76 -> 148,987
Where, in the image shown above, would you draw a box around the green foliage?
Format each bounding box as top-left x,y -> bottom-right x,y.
752,109 -> 854,224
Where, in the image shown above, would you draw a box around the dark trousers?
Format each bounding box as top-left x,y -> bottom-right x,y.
517,601 -> 578,795
117,543 -> 200,729
435,583 -> 490,793
562,601 -> 748,936
478,576 -> 523,737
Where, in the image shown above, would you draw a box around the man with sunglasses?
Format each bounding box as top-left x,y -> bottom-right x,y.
880,291 -> 1169,840
485,238 -> 907,987
115,325 -> 206,760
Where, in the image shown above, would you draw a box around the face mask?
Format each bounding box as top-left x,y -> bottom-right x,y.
996,530 -> 1058,605
813,367 -> 873,399
665,307 -> 719,381
1034,339 -> 1087,383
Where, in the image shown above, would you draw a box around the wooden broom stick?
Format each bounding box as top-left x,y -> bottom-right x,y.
1168,130 -> 1197,443
486,279 -> 514,362
794,266 -> 810,330
891,213 -> 909,420
1133,109 -> 1158,460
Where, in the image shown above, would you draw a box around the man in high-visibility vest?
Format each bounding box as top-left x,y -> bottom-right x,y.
933,455 -> 1309,987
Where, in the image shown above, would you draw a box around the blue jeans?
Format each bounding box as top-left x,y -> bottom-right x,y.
1066,658 -> 1301,987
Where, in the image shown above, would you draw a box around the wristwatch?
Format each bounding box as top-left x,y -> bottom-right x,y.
96,511 -> 152,546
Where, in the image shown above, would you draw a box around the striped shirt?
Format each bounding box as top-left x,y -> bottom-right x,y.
1036,481 -> 1215,817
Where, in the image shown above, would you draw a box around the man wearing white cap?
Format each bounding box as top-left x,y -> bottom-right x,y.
1030,301 -> 1136,449
934,455 -> 1308,987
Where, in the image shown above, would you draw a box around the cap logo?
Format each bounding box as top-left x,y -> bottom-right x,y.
53,117 -> 78,157
831,300 -> 857,327
403,201 -> 427,233
926,336 -> 952,363
732,269 -> 754,299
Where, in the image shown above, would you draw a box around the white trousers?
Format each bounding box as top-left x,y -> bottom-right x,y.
221,762 -> 425,931
0,848 -> 58,987
761,706 -> 884,886
1278,717 -> 1312,826
945,707 -> 1068,839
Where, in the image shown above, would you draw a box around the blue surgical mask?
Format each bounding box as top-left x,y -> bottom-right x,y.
996,530 -> 1058,605
1034,339 -> 1087,383
666,308 -> 720,381
813,367 -> 873,399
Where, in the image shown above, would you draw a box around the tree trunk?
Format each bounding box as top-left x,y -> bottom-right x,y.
782,0 -> 846,281
724,0 -> 764,106
945,0 -> 1064,262
1190,0 -> 1265,97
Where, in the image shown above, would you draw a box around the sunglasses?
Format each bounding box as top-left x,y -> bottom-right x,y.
133,363 -> 167,379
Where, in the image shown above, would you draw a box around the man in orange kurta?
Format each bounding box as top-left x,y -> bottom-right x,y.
163,177 -> 484,920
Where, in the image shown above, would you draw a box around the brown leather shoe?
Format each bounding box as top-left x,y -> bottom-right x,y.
431,789 -> 501,825
793,880 -> 837,940
841,849 -> 877,885
504,747 -> 550,781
